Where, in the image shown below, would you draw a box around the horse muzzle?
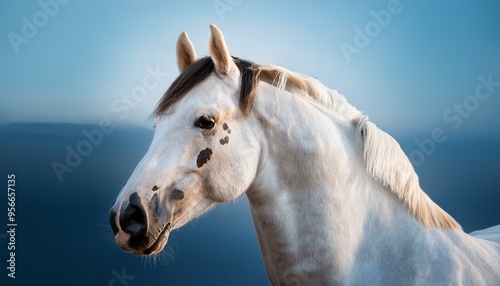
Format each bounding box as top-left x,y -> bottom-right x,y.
109,192 -> 172,255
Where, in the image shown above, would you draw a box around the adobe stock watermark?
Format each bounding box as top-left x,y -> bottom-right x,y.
409,74 -> 500,166
213,0 -> 243,21
339,0 -> 403,63
7,0 -> 71,54
51,65 -> 168,182
108,267 -> 135,286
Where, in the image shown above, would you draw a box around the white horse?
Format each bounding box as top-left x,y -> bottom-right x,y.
109,25 -> 500,285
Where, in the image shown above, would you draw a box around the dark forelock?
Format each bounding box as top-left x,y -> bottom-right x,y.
154,56 -> 259,117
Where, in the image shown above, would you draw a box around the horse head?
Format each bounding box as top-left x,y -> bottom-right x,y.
109,25 -> 262,255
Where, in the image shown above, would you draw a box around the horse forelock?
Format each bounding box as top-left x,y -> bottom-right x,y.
154,57 -> 214,116
154,56 -> 259,117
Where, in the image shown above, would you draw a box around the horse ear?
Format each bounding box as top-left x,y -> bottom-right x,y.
176,31 -> 198,72
209,24 -> 235,76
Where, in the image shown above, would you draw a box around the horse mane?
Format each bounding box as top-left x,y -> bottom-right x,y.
355,116 -> 460,229
255,64 -> 460,229
155,55 -> 460,229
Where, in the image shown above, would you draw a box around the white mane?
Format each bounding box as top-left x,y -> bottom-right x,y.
257,64 -> 357,119
256,64 -> 460,229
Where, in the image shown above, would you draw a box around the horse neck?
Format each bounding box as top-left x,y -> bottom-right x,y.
246,84 -> 428,284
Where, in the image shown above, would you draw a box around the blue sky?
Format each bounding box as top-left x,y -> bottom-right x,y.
1,0 -> 500,138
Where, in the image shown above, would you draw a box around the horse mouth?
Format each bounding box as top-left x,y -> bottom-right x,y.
141,223 -> 171,255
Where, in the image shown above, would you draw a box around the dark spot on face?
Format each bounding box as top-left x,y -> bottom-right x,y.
222,123 -> 231,134
219,136 -> 229,145
171,188 -> 185,200
152,185 -> 159,191
196,148 -> 213,168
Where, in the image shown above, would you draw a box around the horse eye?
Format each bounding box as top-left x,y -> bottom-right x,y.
195,116 -> 216,129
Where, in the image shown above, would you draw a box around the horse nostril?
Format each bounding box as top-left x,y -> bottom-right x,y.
109,209 -> 119,236
120,192 -> 148,239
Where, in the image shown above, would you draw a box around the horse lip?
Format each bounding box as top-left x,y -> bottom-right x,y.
142,223 -> 171,255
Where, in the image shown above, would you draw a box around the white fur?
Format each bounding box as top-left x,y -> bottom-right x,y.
113,25 -> 500,284
247,81 -> 500,285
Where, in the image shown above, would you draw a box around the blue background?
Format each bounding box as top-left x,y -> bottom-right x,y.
1,1 -> 499,285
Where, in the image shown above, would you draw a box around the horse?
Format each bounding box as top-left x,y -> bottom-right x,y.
109,24 -> 500,285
